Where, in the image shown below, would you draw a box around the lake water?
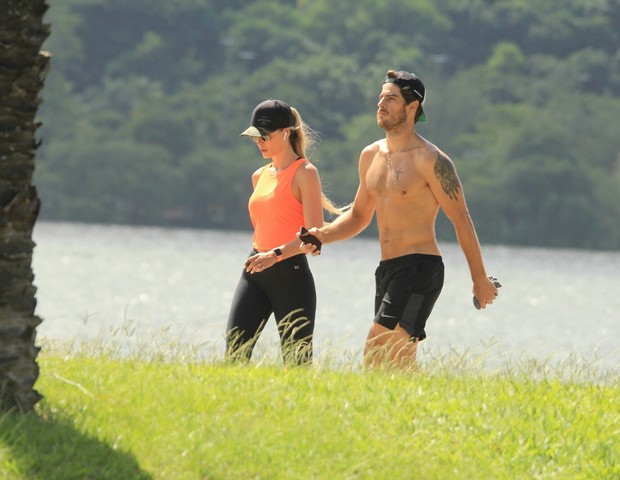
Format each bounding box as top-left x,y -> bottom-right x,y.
31,221 -> 620,372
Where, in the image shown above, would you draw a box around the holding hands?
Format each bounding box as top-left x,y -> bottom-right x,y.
298,226 -> 323,255
245,225 -> 324,274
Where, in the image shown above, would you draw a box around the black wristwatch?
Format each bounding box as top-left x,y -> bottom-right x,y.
273,248 -> 283,261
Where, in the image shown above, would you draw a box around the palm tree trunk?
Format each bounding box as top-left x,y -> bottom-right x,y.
0,0 -> 50,411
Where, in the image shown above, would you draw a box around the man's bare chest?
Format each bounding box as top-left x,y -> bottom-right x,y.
366,155 -> 426,198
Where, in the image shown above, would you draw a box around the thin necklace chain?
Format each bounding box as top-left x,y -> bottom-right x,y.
386,150 -> 404,181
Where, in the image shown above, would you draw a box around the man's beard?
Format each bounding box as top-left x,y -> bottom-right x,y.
377,107 -> 408,133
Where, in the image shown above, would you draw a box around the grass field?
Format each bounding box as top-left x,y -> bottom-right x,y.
0,340 -> 618,480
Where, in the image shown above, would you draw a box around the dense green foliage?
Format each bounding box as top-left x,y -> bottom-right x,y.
36,0 -> 620,249
0,345 -> 617,479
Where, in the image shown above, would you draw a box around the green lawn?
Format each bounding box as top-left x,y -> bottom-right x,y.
1,343 -> 618,479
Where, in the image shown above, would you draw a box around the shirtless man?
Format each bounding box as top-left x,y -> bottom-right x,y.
302,70 -> 499,368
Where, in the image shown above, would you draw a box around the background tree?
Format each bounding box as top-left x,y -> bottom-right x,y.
33,0 -> 620,250
0,0 -> 50,410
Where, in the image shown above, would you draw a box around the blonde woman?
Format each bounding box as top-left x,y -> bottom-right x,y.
225,98 -> 342,365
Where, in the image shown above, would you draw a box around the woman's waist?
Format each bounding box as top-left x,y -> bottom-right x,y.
252,225 -> 303,250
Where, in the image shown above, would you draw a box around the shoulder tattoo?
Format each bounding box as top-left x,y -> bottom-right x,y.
434,153 -> 460,201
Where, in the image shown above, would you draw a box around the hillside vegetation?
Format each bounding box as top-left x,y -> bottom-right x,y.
36,0 -> 620,249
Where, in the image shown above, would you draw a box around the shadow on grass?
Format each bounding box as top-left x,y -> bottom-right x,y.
0,409 -> 152,480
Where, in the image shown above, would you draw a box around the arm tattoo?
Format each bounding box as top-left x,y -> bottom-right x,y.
434,153 -> 460,201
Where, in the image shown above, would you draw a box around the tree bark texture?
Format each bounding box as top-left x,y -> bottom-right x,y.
0,0 -> 50,411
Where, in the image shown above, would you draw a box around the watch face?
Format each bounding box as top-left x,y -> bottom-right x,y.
274,248 -> 283,257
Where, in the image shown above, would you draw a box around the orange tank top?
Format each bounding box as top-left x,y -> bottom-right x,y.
248,159 -> 307,251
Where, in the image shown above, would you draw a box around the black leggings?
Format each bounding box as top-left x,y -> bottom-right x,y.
225,252 -> 316,365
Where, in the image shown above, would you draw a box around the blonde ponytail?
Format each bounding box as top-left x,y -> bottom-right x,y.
289,108 -> 348,219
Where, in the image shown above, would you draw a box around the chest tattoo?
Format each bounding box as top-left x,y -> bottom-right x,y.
434,153 -> 460,201
394,167 -> 404,181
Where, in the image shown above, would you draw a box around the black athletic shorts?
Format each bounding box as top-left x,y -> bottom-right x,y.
373,253 -> 444,341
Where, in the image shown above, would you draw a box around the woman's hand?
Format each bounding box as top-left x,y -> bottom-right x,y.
244,251 -> 278,274
298,227 -> 323,256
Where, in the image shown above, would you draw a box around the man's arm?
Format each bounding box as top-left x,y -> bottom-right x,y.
423,148 -> 498,308
301,145 -> 377,251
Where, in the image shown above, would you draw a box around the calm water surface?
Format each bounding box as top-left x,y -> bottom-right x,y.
32,222 -> 620,370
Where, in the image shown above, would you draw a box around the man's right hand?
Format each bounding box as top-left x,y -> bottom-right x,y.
298,227 -> 324,256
